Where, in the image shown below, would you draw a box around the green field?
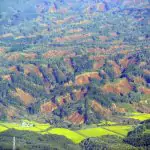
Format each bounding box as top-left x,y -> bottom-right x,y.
0,120 -> 50,132
104,125 -> 132,136
77,125 -> 132,139
46,128 -> 85,143
77,128 -> 118,137
127,112 -> 150,121
0,120 -> 134,144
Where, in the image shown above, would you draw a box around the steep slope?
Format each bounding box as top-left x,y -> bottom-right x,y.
0,0 -> 150,127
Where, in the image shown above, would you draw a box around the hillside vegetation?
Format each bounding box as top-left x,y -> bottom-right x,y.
0,0 -> 150,149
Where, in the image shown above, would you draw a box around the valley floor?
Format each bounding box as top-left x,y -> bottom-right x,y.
0,112 -> 150,144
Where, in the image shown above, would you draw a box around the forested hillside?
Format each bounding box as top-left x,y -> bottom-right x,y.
0,0 -> 150,149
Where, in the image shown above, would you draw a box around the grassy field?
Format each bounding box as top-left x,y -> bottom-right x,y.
104,125 -> 132,136
46,128 -> 85,143
127,112 -> 150,121
0,120 -> 50,132
77,128 -> 118,138
77,125 -> 133,139
0,119 -> 145,144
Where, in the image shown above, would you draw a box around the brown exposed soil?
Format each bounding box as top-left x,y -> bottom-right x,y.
9,66 -> 18,72
56,93 -> 72,106
12,88 -> 35,106
2,75 -> 11,81
7,53 -> 21,61
143,69 -> 150,75
54,33 -> 92,43
43,50 -> 74,58
23,64 -> 43,78
109,60 -> 121,77
75,72 -> 101,85
139,86 -> 150,94
55,16 -> 75,25
0,48 -> 5,53
6,52 -> 36,61
73,89 -> 87,101
68,28 -> 83,34
91,100 -> 112,117
133,103 -> 150,113
99,36 -> 108,42
133,76 -> 146,85
111,103 -> 126,113
23,53 -> 37,59
7,106 -> 17,120
40,101 -> 57,113
66,112 -> 84,125
102,78 -> 132,95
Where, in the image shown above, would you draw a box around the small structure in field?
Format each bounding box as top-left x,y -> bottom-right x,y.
21,120 -> 34,127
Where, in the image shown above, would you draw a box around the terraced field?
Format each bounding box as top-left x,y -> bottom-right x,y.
127,113 -> 150,121
0,120 -> 134,144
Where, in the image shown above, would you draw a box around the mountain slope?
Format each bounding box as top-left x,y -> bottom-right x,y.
0,0 -> 150,127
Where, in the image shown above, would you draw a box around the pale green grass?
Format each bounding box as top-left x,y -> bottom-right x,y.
45,128 -> 85,144
0,125 -> 7,132
77,128 -> 117,138
0,120 -> 50,132
77,125 -> 133,141
144,129 -> 150,134
104,125 -> 133,136
128,113 -> 150,121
